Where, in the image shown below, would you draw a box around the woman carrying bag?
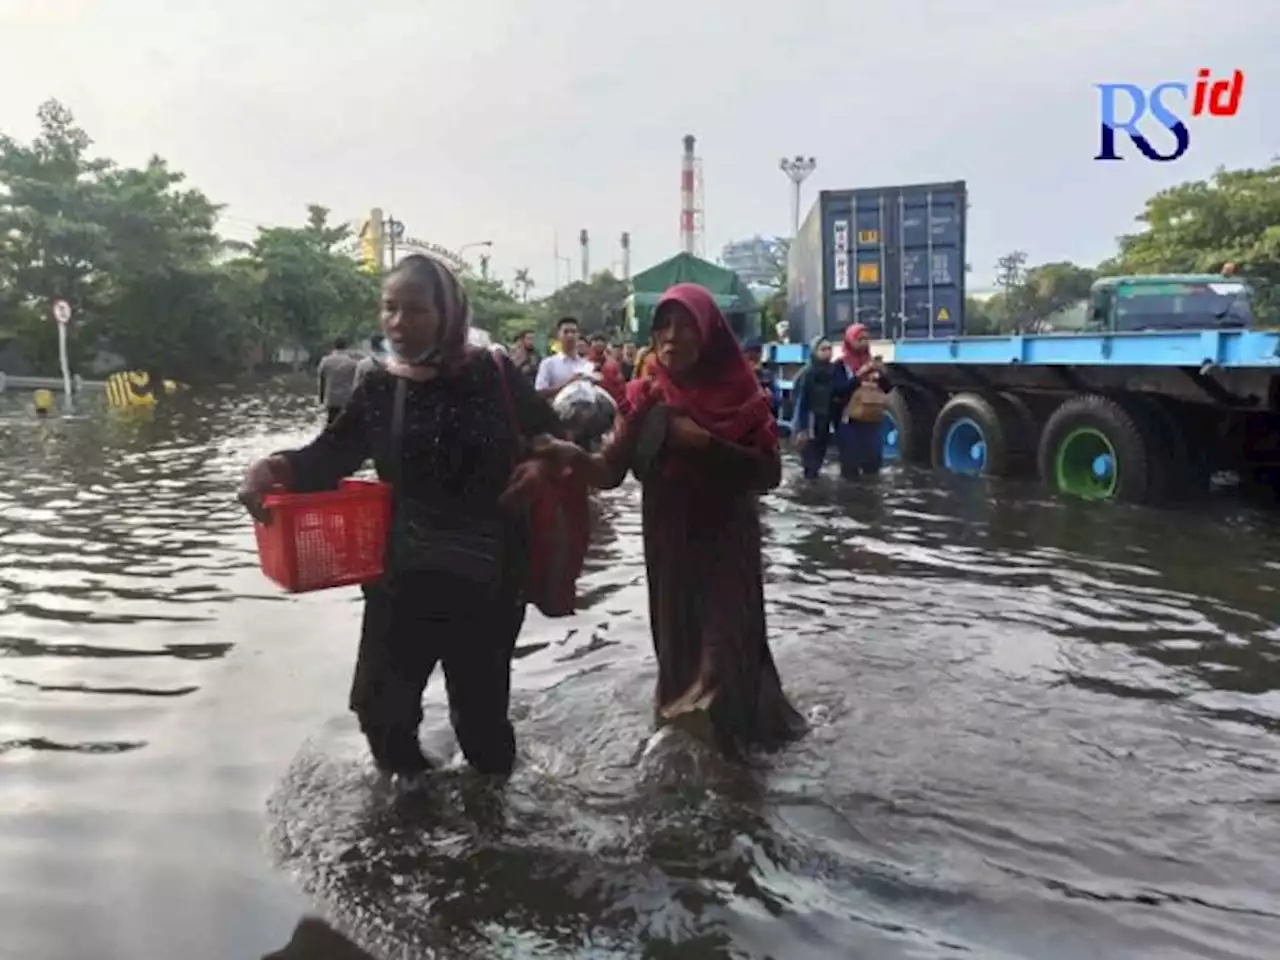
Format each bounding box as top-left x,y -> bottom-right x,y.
238,254 -> 564,778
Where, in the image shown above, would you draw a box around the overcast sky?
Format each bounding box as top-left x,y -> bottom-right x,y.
0,0 -> 1274,295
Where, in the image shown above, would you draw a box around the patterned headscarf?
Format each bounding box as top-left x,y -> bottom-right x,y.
385,254 -> 473,369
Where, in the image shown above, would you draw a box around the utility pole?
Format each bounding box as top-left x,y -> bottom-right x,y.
383,215 -> 405,269
779,156 -> 817,237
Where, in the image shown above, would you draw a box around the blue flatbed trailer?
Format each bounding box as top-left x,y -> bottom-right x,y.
778,176 -> 1279,503
768,328 -> 1280,504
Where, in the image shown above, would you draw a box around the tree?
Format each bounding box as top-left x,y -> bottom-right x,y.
539,270 -> 630,336
0,100 -> 117,367
760,238 -> 790,340
229,207 -> 378,359
0,99 -> 238,375
462,274 -> 528,339
512,268 -> 534,302
965,297 -> 999,335
1104,163 -> 1280,321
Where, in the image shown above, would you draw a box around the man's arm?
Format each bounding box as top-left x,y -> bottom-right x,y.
535,357 -> 564,399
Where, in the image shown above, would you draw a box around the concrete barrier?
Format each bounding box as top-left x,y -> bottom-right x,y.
0,373 -> 105,393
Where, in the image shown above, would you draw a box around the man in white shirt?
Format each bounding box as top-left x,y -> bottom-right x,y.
535,317 -> 593,399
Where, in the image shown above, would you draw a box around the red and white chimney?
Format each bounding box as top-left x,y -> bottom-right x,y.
680,135 -> 696,255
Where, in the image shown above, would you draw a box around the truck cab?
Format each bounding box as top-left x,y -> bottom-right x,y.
1086,274 -> 1255,332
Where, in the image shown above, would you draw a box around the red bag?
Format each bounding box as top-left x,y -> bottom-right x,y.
493,354 -> 590,617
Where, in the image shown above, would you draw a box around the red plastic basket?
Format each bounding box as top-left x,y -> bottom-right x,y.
253,479 -> 392,593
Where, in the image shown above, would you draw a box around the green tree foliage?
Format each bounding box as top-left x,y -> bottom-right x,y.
0,100 -> 376,380
225,205 -> 378,359
760,238 -> 789,340
511,268 -> 534,302
462,274 -> 533,342
1103,163 -> 1280,321
538,271 -> 630,337
982,256 -> 1098,333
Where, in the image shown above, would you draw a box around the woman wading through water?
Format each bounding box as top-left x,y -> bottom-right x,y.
238,254 -> 560,777
532,283 -> 806,757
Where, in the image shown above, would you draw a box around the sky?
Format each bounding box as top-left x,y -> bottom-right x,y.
0,0 -> 1275,297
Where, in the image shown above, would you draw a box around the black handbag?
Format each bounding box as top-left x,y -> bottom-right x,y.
385,376 -> 505,584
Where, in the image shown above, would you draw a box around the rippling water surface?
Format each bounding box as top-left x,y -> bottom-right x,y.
2,386 -> 1279,960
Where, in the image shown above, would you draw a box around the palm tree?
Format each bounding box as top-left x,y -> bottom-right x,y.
513,268 -> 534,302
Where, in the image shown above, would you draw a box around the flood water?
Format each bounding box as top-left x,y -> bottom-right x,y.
2,384 -> 1280,960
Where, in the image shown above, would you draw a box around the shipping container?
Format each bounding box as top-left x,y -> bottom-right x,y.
786,180 -> 967,344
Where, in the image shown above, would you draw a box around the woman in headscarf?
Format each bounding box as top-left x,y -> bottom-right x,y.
529,283 -> 806,757
789,335 -> 845,479
237,254 -> 562,777
832,323 -> 893,478
633,339 -> 660,381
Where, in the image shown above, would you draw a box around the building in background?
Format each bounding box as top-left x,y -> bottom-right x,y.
720,236 -> 785,286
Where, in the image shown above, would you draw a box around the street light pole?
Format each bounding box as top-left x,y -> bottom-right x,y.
779,156 -> 817,237
457,240 -> 494,277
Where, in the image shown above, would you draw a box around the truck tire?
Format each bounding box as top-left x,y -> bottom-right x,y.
1037,394 -> 1154,503
996,392 -> 1040,470
931,392 -> 1013,477
885,387 -> 937,464
1117,393 -> 1209,503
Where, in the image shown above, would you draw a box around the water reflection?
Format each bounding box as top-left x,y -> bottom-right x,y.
2,386 -> 1279,959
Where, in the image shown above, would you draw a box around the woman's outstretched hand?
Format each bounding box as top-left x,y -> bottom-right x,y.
500,437 -> 584,508
237,455 -> 291,523
500,460 -> 551,508
528,436 -> 586,470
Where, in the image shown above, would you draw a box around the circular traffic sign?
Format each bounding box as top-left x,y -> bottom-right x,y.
51,299 -> 71,325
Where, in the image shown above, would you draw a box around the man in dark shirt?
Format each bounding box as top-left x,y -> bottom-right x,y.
510,329 -> 540,384
317,337 -> 362,424
611,341 -> 635,380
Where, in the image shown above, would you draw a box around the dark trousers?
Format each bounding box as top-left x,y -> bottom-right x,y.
836,420 -> 884,478
325,405 -> 342,426
800,418 -> 833,479
352,574 -> 525,776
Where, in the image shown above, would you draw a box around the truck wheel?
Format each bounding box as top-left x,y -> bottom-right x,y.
1118,394 -> 1209,503
994,392 -> 1039,477
884,387 -> 937,464
931,393 -> 1011,476
1037,394 -> 1154,503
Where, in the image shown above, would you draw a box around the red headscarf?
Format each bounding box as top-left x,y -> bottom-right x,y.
842,323 -> 871,371
624,283 -> 778,450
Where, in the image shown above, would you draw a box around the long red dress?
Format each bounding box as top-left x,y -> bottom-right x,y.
601,284 -> 806,757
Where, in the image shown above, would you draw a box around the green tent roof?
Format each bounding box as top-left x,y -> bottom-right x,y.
631,252 -> 759,314
630,290 -> 743,309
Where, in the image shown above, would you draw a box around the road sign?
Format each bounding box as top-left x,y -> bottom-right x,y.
52,299 -> 71,325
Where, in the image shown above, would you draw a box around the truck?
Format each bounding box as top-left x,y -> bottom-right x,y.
775,181 -> 1280,504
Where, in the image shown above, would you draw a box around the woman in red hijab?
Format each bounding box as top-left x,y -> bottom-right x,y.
524,283 -> 805,757
832,322 -> 893,478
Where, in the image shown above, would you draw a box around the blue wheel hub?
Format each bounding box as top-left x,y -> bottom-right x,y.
942,417 -> 987,475
882,414 -> 901,462
1092,453 -> 1114,479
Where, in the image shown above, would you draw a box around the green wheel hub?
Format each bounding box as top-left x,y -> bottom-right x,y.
1054,427 -> 1118,500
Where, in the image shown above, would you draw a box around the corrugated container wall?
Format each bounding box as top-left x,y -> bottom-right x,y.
787,180 -> 966,344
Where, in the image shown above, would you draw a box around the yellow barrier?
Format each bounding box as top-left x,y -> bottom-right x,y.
33,389 -> 54,415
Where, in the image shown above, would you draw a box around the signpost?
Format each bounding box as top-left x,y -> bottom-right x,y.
51,299 -> 72,412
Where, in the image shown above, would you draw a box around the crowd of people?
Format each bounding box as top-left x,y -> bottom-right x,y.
255,254 -> 892,781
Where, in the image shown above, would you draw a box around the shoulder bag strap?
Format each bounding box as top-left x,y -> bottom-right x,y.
389,375 -> 408,488
491,352 -> 524,466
